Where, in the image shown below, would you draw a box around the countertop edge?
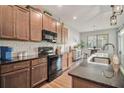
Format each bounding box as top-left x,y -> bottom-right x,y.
0,55 -> 47,65
68,72 -> 116,88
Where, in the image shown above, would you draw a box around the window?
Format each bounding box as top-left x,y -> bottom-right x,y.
97,34 -> 108,48
87,35 -> 97,48
87,34 -> 108,48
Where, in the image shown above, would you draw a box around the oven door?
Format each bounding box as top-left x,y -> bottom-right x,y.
48,56 -> 58,75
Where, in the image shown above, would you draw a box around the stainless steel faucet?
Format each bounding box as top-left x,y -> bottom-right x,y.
102,43 -> 116,53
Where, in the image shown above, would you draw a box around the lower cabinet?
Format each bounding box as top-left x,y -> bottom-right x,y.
1,68 -> 30,88
72,77 -> 105,88
62,53 -> 68,71
31,59 -> 47,87
67,52 -> 73,67
0,58 -> 48,88
62,52 -> 73,71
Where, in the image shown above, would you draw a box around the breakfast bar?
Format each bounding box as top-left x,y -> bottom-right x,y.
68,59 -> 124,88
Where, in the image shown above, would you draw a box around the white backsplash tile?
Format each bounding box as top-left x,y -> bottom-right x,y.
0,40 -> 60,57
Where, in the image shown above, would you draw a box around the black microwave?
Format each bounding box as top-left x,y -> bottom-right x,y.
42,30 -> 57,43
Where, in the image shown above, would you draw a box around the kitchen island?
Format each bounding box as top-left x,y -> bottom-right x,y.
68,59 -> 124,88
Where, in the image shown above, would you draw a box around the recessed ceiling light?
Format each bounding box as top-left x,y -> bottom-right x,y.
73,16 -> 77,20
57,5 -> 63,7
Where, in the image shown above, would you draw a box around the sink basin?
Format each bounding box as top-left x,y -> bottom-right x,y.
87,53 -> 110,64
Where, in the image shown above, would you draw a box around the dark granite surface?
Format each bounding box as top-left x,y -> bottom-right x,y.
68,59 -> 124,88
0,55 -> 47,65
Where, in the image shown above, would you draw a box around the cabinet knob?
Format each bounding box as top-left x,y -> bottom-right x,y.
32,68 -> 34,70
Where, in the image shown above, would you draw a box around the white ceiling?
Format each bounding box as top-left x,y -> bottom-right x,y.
33,5 -> 124,32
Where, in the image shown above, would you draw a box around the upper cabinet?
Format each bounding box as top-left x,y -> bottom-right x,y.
15,6 -> 29,40
0,5 -> 30,41
56,22 -> 62,43
43,14 -> 49,31
62,25 -> 68,44
50,18 -> 57,33
30,8 -> 42,41
0,6 -> 15,39
43,14 -> 57,33
0,5 -> 68,43
64,27 -> 68,43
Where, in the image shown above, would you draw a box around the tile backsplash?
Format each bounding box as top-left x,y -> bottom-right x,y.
0,40 -> 66,57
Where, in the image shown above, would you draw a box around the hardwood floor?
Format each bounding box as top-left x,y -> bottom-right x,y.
40,70 -> 72,88
40,60 -> 82,88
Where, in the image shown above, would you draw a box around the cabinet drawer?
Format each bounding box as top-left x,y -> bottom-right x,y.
31,58 -> 47,66
1,61 -> 30,74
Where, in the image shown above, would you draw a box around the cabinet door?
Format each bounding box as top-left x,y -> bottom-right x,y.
0,5 -> 15,39
64,28 -> 68,43
62,26 -> 68,44
51,19 -> 57,33
15,6 -> 29,40
68,52 -> 73,67
48,16 -> 53,32
43,14 -> 49,30
62,53 -> 68,71
30,9 -> 42,41
31,63 -> 47,87
57,22 -> 62,43
61,26 -> 65,44
1,68 -> 30,88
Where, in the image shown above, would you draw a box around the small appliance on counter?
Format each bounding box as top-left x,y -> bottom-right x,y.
38,47 -> 62,82
0,46 -> 13,61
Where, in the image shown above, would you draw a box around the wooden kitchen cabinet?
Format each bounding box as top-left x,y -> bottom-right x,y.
0,61 -> 30,88
31,58 -> 47,87
0,5 -> 15,39
67,52 -> 73,67
30,8 -> 42,41
49,17 -> 57,33
64,27 -> 68,43
43,14 -> 49,30
61,27 -> 65,44
72,77 -> 105,88
1,68 -> 30,88
15,6 -> 29,40
62,53 -> 68,71
61,26 -> 68,44
56,22 -> 62,43
43,14 -> 57,33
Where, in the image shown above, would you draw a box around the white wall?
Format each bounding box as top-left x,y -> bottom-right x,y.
80,28 -> 118,54
59,28 -> 80,53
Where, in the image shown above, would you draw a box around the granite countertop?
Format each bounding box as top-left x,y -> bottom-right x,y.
0,55 -> 47,65
68,59 -> 124,88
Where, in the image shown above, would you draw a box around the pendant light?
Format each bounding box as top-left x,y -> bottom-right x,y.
111,5 -> 123,15
110,15 -> 117,25
110,5 -> 123,26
